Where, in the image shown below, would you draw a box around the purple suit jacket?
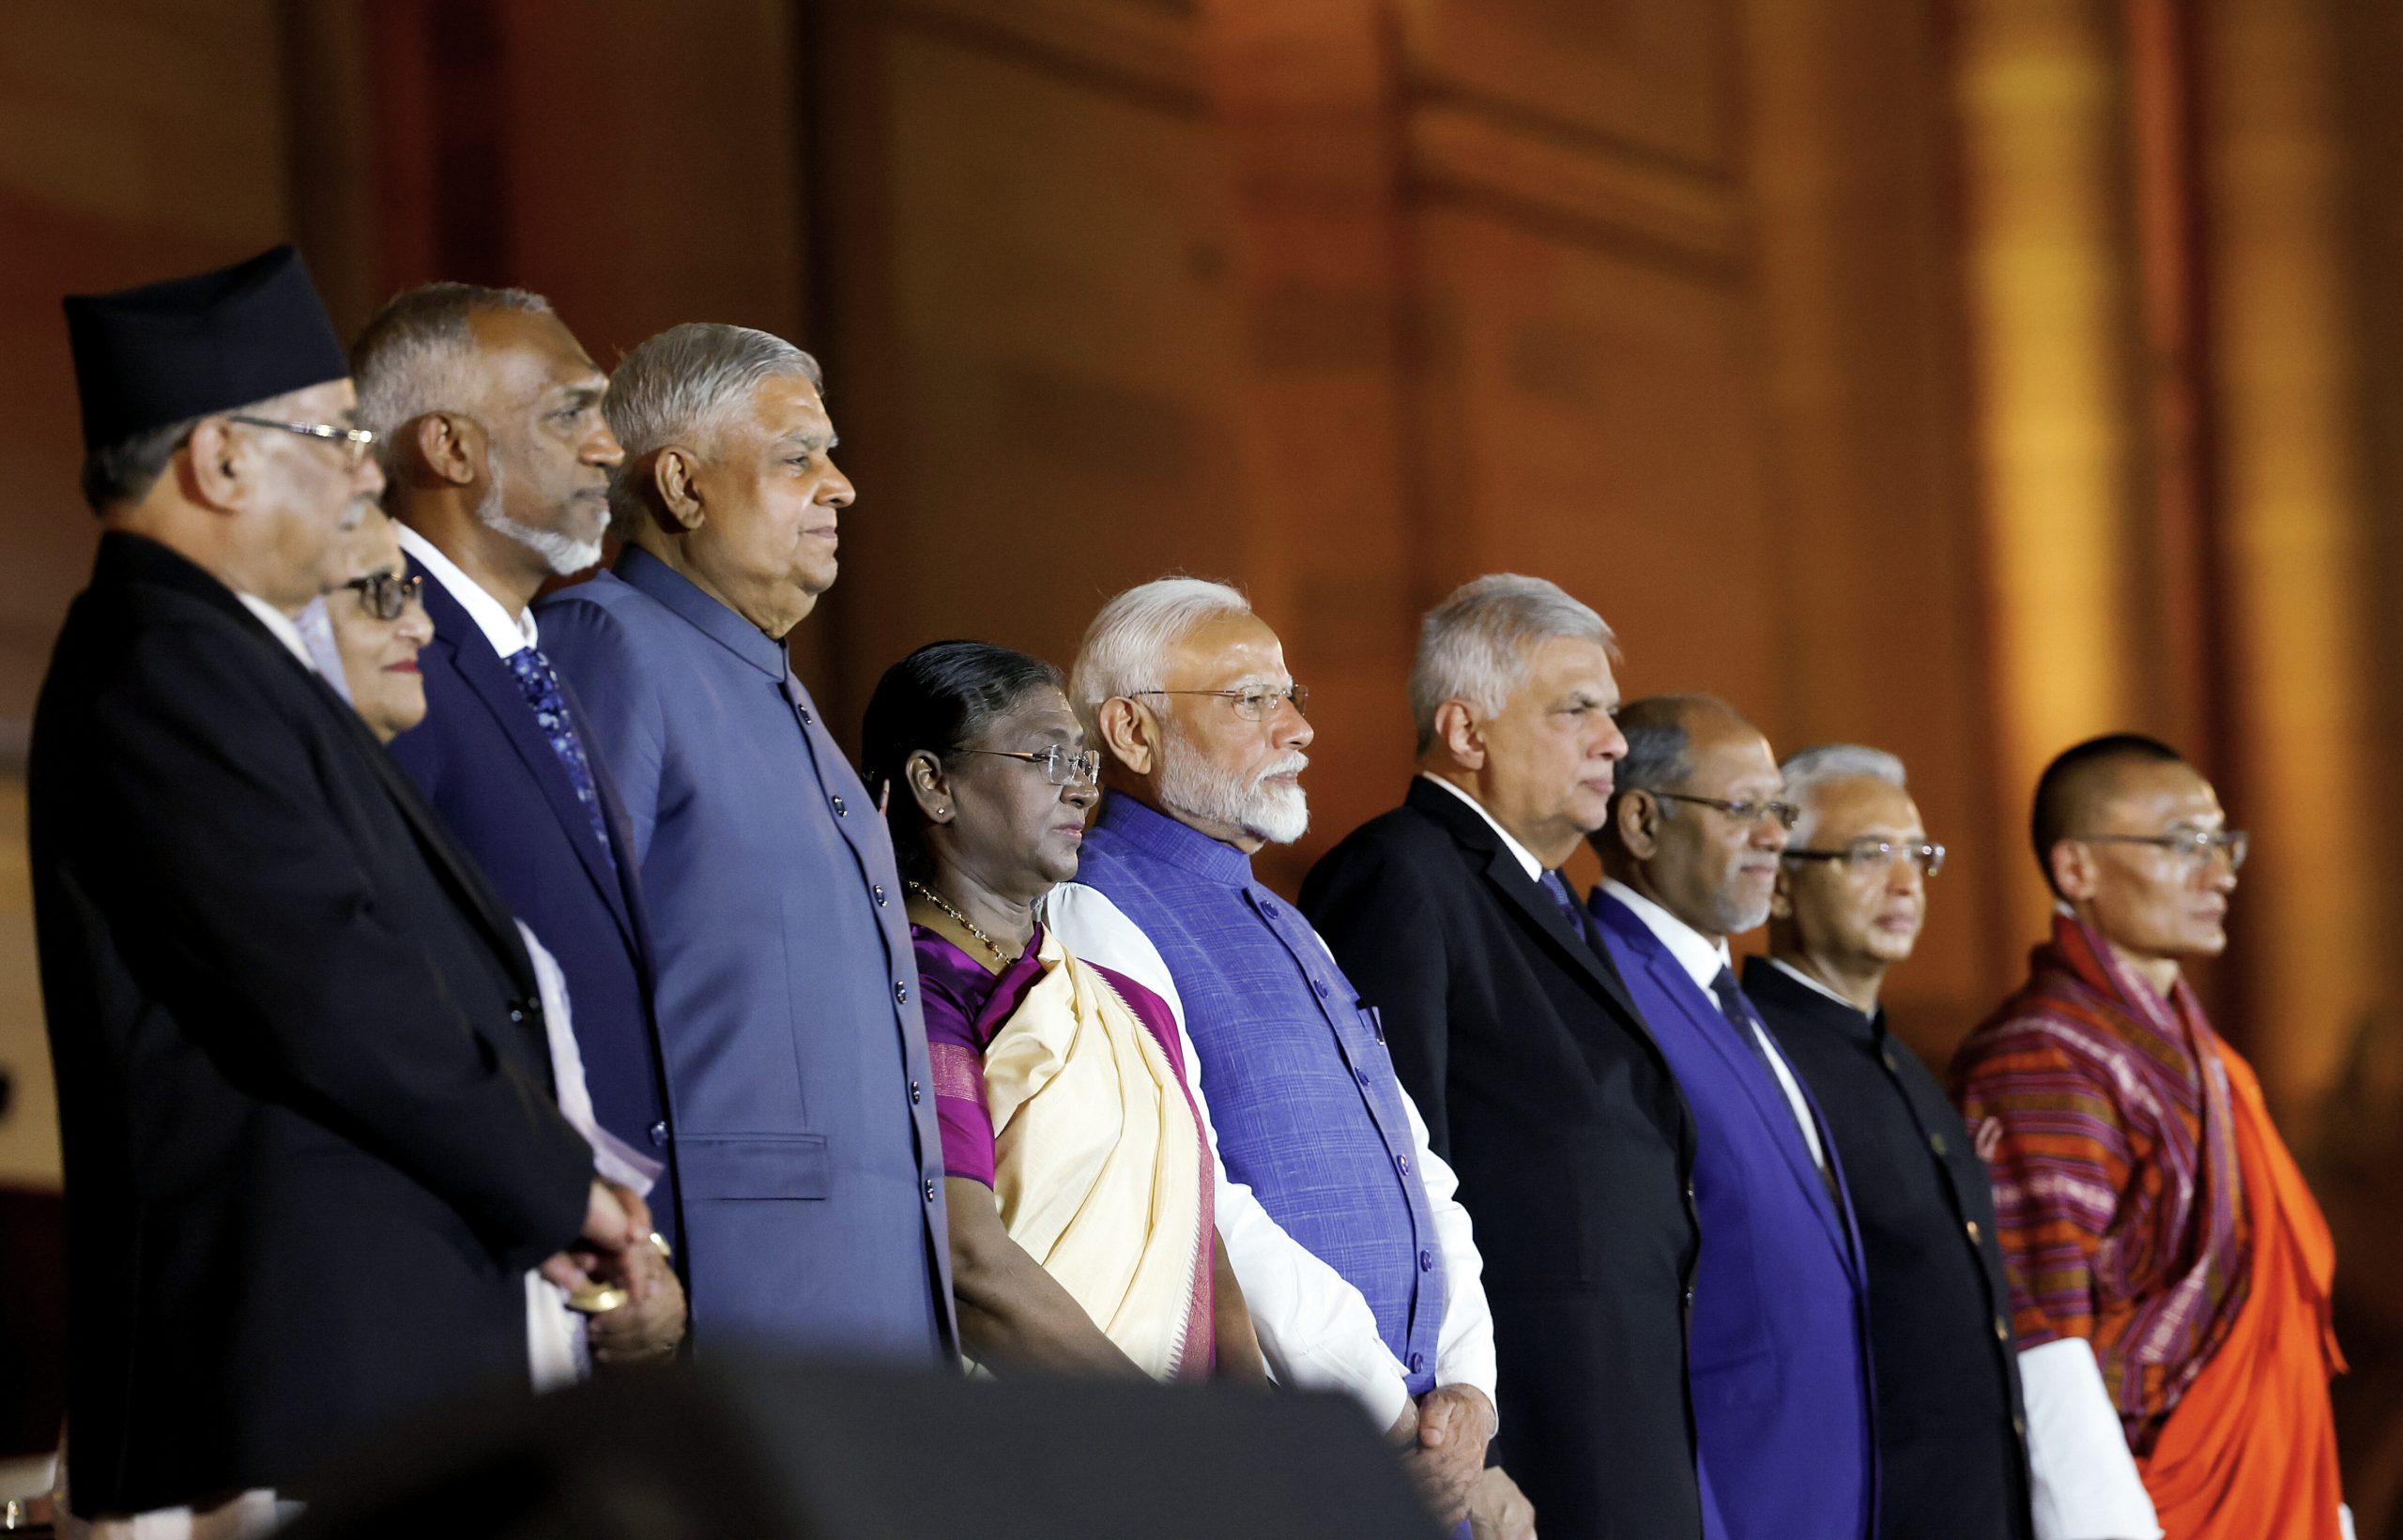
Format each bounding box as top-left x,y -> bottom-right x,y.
1591,890 -> 1877,1540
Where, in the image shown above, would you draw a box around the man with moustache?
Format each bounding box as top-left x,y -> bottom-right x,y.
1043,579 -> 1502,1535
353,284 -> 684,1365
1586,695 -> 1874,1540
537,324 -> 955,1364
1956,736 -> 2349,1540
34,248 -> 641,1531
1302,574 -> 1712,1540
1745,744 -> 2031,1540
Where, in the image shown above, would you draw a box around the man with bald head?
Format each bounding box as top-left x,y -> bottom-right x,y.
1746,745 -> 2031,1540
1586,695 -> 1874,1540
1955,736 -> 2349,1540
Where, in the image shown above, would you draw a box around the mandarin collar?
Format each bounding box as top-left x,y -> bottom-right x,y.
614,544 -> 789,679
1094,793 -> 1256,888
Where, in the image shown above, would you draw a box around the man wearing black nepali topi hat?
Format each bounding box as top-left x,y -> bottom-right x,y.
31,247 -> 652,1532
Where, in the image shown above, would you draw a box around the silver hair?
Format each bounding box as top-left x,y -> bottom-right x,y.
1780,742 -> 1909,845
1069,577 -> 1254,740
350,282 -> 555,473
1409,573 -> 1615,754
603,322 -> 825,541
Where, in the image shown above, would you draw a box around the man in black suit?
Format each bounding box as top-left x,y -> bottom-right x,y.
1746,744 -> 2033,1540
1303,573 -> 1712,1540
354,282 -> 684,1363
33,248 -> 649,1528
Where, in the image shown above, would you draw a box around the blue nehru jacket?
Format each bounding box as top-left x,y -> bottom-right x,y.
537,547 -> 956,1362
1073,793 -> 1446,1388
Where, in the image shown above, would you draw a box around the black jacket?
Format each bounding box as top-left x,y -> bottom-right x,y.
1303,778 -> 1707,1540
1743,956 -> 2034,1540
30,533 -> 592,1513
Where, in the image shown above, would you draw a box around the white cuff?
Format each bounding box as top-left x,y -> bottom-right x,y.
2020,1336 -> 2162,1540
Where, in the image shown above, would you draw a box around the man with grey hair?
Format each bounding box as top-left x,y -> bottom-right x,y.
1746,745 -> 2032,1540
354,282 -> 686,1365
537,323 -> 957,1364
1306,573 -> 1707,1540
1587,695 -> 1873,1540
1043,578 -> 1505,1534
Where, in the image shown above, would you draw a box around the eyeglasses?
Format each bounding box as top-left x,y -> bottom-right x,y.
344,570 -> 424,621
952,744 -> 1104,788
1651,790 -> 1801,831
1783,839 -> 1947,877
227,415 -> 379,468
2074,829 -> 2249,873
1131,685 -> 1310,723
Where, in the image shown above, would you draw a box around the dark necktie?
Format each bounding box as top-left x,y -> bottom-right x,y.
1539,869 -> 1589,938
506,646 -> 614,863
1713,966 -> 1838,1200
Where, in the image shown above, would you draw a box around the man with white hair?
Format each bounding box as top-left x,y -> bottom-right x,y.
1043,579 -> 1504,1535
537,323 -> 956,1363
1747,744 -> 2031,1540
353,283 -> 685,1365
1304,573 -> 1708,1540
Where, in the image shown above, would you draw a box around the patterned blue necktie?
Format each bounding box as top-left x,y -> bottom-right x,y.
505,646 -> 614,864
1539,869 -> 1588,938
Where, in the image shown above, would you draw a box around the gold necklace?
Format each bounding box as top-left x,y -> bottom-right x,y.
906,879 -> 1016,966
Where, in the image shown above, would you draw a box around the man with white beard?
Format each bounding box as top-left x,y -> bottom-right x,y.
349,283 -> 687,1363
1045,580 -> 1504,1537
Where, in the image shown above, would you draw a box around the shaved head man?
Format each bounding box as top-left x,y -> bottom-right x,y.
1955,735 -> 2349,1540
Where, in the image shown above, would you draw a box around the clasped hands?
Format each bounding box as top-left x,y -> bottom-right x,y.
539,1177 -> 687,1365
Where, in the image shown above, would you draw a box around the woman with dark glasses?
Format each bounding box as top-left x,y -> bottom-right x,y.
862,640 -> 1264,1383
326,515 -> 433,743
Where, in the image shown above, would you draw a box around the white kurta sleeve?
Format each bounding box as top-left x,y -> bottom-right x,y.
1400,1090 -> 1498,1409
2019,1336 -> 2164,1540
1041,882 -> 1415,1431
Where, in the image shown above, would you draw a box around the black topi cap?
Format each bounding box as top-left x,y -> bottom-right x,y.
63,244 -> 350,452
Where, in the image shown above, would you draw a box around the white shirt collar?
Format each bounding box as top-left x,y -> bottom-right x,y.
1599,877 -> 1732,991
1764,955 -> 1873,1017
233,591 -> 314,672
1416,772 -> 1543,881
397,523 -> 538,658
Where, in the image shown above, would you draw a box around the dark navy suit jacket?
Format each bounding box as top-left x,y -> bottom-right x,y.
1592,889 -> 1877,1540
386,556 -> 681,1251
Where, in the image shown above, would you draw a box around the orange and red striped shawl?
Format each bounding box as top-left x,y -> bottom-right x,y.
1951,913 -> 2250,1455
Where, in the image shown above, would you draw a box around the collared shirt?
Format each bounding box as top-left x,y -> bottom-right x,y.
1765,955 -> 1869,1014
398,523 -> 537,657
233,591 -> 314,671
1416,771 -> 1540,880
1049,793 -> 1492,1431
1600,878 -> 1829,1172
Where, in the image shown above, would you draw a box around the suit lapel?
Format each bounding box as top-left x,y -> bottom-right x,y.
420,574 -> 637,950
1603,894 -> 1855,1265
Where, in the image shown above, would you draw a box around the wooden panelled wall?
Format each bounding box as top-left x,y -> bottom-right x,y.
8,0 -> 2403,1522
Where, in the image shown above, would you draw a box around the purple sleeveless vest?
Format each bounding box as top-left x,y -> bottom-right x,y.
1074,795 -> 1447,1390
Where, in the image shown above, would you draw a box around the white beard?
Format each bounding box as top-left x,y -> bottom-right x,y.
1156,735 -> 1311,846
474,465 -> 605,577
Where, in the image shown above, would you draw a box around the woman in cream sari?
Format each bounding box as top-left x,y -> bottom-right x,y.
863,641 -> 1264,1382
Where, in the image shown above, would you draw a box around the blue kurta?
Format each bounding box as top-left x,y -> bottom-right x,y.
1071,793 -> 1446,1388
538,548 -> 955,1361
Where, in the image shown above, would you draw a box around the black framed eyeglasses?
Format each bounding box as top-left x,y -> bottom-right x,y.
226,414 -> 379,467
1783,839 -> 1947,877
1131,685 -> 1310,722
1651,790 -> 1801,831
952,744 -> 1103,788
344,570 -> 424,621
2074,829 -> 2248,873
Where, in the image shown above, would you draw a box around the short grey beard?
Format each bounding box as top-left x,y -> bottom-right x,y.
1156,734 -> 1310,846
1707,889 -> 1774,939
473,465 -> 605,577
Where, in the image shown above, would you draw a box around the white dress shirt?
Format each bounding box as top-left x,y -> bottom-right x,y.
232,592 -> 314,671
1599,879 -> 1829,1173
1416,773 -> 1541,880
397,524 -> 538,659
1042,880 -> 1498,1433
